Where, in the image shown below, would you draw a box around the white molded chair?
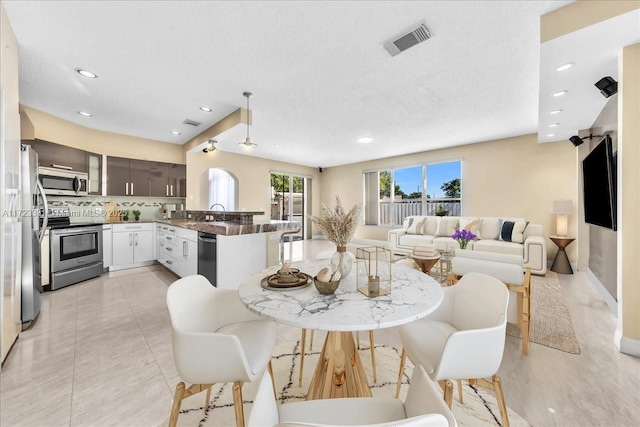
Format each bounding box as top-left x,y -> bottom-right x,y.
449,249 -> 531,355
395,272 -> 510,427
248,365 -> 457,427
167,275 -> 277,427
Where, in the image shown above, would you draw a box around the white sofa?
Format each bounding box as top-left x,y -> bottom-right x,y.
388,215 -> 547,275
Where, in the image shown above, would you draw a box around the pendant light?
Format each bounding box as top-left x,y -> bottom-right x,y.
238,91 -> 258,149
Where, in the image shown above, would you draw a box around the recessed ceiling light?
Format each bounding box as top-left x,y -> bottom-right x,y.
556,63 -> 574,72
77,111 -> 92,117
75,68 -> 97,78
200,106 -> 212,112
547,133 -> 556,137
171,130 -> 181,135
552,90 -> 568,97
357,136 -> 374,143
549,109 -> 563,115
548,123 -> 559,127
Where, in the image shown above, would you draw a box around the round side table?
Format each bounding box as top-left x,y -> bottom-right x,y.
549,236 -> 575,274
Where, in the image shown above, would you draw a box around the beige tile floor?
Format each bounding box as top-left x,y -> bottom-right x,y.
1,239 -> 639,427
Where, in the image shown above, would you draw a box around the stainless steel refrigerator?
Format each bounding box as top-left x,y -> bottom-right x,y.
20,144 -> 48,325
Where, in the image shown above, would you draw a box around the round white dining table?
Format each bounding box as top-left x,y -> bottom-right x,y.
238,258 -> 443,400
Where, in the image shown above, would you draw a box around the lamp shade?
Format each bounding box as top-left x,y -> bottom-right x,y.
552,200 -> 572,214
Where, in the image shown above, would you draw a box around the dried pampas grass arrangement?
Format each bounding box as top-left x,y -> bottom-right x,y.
308,196 -> 362,247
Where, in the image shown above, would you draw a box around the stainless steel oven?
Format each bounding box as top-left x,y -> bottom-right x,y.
38,166 -> 88,196
50,225 -> 103,290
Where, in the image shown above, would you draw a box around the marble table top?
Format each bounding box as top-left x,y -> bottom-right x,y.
238,259 -> 444,332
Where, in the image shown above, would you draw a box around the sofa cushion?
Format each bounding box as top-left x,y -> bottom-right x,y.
473,239 -> 523,256
406,217 -> 425,235
433,237 -> 460,252
499,220 -> 528,243
479,217 -> 501,240
399,234 -> 435,248
435,217 -> 458,237
423,217 -> 439,236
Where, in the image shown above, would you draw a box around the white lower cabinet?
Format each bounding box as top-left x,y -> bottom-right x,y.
102,225 -> 112,269
112,223 -> 154,268
157,224 -> 197,277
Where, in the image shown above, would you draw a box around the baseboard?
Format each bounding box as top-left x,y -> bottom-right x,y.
586,268 -> 618,316
614,329 -> 640,357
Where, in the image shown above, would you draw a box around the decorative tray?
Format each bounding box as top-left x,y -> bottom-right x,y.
260,271 -> 312,291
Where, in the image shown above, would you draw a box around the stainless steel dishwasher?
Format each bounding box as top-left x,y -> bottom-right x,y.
197,232 -> 217,286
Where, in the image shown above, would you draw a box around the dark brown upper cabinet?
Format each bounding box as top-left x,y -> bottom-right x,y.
149,162 -> 186,197
106,156 -> 150,196
32,139 -> 87,172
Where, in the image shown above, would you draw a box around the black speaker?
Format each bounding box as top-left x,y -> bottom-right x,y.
595,76 -> 617,98
570,135 -> 584,147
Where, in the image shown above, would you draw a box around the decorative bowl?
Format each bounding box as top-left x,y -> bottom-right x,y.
313,277 -> 340,295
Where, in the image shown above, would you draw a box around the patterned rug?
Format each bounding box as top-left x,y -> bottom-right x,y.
506,271 -> 581,354
168,340 -> 530,427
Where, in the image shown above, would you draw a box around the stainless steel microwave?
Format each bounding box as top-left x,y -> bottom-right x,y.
38,166 -> 88,196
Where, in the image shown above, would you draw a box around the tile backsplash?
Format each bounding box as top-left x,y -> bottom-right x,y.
47,196 -> 186,223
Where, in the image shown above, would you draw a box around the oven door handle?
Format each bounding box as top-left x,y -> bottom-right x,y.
51,226 -> 101,236
36,180 -> 49,243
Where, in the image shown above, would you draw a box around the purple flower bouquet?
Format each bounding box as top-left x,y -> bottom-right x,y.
452,229 -> 477,250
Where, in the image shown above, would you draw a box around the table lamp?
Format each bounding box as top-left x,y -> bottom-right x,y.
552,200 -> 572,237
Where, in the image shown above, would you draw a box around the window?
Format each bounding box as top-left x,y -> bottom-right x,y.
363,161 -> 461,226
208,168 -> 237,210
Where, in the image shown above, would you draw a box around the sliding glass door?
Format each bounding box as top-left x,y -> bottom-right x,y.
270,173 -> 309,241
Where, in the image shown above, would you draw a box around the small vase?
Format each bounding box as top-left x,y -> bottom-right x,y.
459,240 -> 467,250
330,245 -> 354,278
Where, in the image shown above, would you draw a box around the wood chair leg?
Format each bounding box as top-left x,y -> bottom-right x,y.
310,329 -> 315,351
168,381 -> 186,427
368,330 -> 377,383
232,381 -> 245,427
492,375 -> 510,427
457,379 -> 464,403
517,292 -> 523,329
299,329 -> 307,386
441,380 -> 454,408
395,348 -> 406,398
522,268 -> 532,355
204,385 -> 212,413
267,359 -> 277,399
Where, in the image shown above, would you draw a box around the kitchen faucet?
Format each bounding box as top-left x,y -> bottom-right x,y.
209,203 -> 225,211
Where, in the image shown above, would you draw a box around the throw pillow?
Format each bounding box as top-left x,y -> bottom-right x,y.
435,218 -> 459,237
500,220 -> 528,243
462,218 -> 481,235
479,218 -> 501,240
406,217 -> 425,235
422,217 -> 439,236
403,217 -> 413,230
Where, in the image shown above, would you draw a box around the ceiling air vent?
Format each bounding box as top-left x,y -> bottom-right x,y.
182,119 -> 201,127
383,21 -> 431,57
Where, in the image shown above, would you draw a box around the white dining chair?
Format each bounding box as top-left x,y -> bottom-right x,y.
395,272 -> 511,427
448,249 -> 531,355
248,365 -> 457,427
167,274 -> 277,427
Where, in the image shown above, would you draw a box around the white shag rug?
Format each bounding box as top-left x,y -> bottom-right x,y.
166,340 -> 529,427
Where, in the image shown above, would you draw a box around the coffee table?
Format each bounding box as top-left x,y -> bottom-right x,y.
239,259 -> 443,400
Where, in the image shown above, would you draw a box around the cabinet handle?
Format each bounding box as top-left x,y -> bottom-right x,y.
166,247 -> 172,251
126,182 -> 129,195
129,232 -> 132,246
131,182 -> 133,195
183,241 -> 187,257
166,184 -> 169,196
170,185 -> 174,196
166,236 -> 172,241
135,232 -> 138,246
166,259 -> 172,265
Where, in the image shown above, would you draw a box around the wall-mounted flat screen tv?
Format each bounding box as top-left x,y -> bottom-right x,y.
582,135 -> 617,230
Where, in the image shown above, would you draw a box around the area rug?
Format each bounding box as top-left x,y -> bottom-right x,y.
169,340 -> 530,427
506,271 -> 581,354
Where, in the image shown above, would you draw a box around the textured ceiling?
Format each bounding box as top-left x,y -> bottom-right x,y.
4,0 -> 573,167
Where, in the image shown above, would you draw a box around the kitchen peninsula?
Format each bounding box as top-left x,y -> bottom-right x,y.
104,210 -> 300,289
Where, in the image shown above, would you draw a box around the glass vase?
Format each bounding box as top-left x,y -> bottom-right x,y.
330,245 -> 354,278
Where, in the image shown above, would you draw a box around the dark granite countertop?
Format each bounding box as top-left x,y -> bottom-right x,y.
99,219 -> 300,236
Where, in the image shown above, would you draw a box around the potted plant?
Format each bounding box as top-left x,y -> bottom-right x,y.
121,210 -> 129,221
133,210 -> 141,221
435,205 -> 449,216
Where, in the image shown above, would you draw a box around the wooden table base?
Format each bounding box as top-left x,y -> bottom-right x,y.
306,331 -> 372,400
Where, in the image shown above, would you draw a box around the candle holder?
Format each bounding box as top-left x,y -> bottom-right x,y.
356,246 -> 392,297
